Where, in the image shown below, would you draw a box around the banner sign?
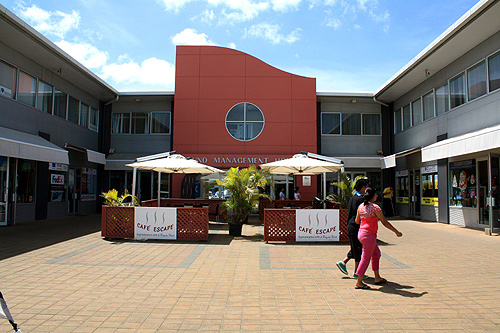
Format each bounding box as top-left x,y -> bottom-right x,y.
134,207 -> 177,240
296,209 -> 339,242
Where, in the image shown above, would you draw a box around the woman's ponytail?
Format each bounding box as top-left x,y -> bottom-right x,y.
363,187 -> 377,206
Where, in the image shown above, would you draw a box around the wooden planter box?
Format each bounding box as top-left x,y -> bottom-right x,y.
263,208 -> 349,242
101,205 -> 209,241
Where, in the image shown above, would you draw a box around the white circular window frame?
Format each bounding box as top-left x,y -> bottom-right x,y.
225,102 -> 265,142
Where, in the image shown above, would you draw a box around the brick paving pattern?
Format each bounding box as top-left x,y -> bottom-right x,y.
1,214 -> 499,332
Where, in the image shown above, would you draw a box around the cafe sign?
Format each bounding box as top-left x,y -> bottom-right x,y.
296,210 -> 339,242
134,207 -> 177,240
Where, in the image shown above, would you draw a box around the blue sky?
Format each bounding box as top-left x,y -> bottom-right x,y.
3,0 -> 480,92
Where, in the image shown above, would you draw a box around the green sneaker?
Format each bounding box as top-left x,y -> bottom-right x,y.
336,261 -> 348,275
353,273 -> 369,279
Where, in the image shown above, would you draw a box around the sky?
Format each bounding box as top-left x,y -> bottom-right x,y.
2,0 -> 481,92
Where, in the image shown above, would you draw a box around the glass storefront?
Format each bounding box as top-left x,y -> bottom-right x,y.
396,170 -> 409,204
421,166 -> 438,206
450,159 -> 477,207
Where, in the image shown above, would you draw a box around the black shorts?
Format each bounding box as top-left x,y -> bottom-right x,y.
346,223 -> 362,262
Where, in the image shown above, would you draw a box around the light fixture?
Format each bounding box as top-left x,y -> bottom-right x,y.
351,99 -> 357,103
135,98 -> 141,103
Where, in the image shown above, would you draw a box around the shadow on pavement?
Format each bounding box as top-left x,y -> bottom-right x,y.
0,214 -> 101,261
373,280 -> 428,298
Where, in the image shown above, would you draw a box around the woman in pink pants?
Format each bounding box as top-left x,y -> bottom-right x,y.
354,188 -> 403,289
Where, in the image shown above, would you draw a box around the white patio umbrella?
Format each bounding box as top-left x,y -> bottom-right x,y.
260,153 -> 343,175
126,153 -> 224,204
260,153 -> 343,205
126,154 -> 224,174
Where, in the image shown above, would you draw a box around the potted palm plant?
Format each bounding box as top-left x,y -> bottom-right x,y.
314,172 -> 367,209
217,166 -> 272,236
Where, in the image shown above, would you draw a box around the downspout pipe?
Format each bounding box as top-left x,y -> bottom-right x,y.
372,96 -> 389,107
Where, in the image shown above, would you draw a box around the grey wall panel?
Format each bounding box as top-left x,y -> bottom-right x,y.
110,134 -> 171,155
395,204 -> 409,217
421,205 -> 438,222
15,203 -> 36,223
321,136 -> 381,156
79,201 -> 97,215
449,207 -> 478,227
47,202 -> 68,219
0,97 -> 99,150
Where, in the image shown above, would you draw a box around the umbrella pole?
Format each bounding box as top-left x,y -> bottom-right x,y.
132,168 -> 137,198
323,173 -> 327,209
157,171 -> 161,207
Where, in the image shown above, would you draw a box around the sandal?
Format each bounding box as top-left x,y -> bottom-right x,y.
374,278 -> 387,285
355,284 -> 371,289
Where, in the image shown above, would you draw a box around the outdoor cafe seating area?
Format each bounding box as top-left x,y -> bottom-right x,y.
101,151 -> 348,243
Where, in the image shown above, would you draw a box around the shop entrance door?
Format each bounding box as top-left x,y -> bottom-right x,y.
478,159 -> 489,227
489,154 -> 500,232
68,168 -> 80,214
409,170 -> 421,217
0,157 -> 10,226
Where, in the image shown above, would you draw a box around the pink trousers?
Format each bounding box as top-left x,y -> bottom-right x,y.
356,230 -> 381,276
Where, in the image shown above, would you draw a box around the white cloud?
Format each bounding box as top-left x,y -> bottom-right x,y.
55,40 -> 108,69
325,17 -> 342,30
245,23 -> 301,44
100,57 -> 175,89
271,0 -> 302,12
17,4 -> 80,38
171,28 -> 217,45
322,0 -> 389,31
156,0 -> 193,12
227,42 -> 237,49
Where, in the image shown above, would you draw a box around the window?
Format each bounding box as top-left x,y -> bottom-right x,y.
53,89 -> 67,119
402,104 -> 411,130
450,159 -> 476,208
395,109 -> 402,134
488,51 -> 500,92
422,91 -> 434,121
89,106 -> 98,131
396,174 -> 409,204
151,112 -> 171,134
341,113 -> 361,135
111,113 -> 131,134
132,112 -> 149,134
17,71 -> 36,107
80,103 -> 89,127
37,80 -> 53,113
321,113 -> 340,135
225,102 -> 264,141
449,73 -> 466,108
81,168 -> 97,201
422,172 -> 438,206
467,60 -> 486,101
17,159 -> 36,203
68,96 -> 80,124
411,98 -> 422,126
0,60 -> 16,99
362,114 -> 381,135
435,83 -> 448,115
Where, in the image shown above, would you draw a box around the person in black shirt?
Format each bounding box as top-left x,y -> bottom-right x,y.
336,178 -> 369,277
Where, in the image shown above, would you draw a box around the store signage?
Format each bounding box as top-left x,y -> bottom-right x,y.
49,163 -> 68,172
396,170 -> 408,177
81,194 -> 96,201
186,153 -> 297,167
421,165 -> 438,174
302,176 -> 311,186
295,210 -> 339,242
422,197 -> 439,205
134,207 -> 177,240
396,197 -> 409,204
51,174 -> 64,185
450,159 -> 475,170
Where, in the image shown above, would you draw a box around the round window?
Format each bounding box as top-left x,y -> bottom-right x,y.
225,102 -> 265,141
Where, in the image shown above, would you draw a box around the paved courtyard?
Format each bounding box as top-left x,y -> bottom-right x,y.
1,214 -> 500,332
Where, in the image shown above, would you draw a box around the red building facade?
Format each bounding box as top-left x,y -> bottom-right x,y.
172,46 -> 318,200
